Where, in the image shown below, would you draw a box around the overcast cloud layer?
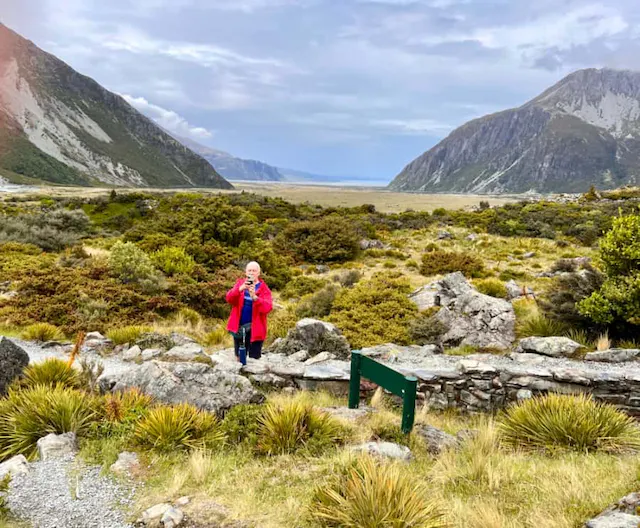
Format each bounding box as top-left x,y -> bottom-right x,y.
2,0 -> 640,180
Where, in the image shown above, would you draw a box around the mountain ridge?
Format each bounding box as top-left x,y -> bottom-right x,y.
0,23 -> 232,189
389,68 -> 640,194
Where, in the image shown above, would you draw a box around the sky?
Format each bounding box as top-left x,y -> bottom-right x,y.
2,0 -> 640,181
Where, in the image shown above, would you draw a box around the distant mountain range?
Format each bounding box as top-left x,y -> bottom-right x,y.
0,23 -> 232,189
389,68 -> 640,194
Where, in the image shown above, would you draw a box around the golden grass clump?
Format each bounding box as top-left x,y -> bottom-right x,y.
21,323 -> 64,342
105,325 -> 152,345
18,358 -> 80,390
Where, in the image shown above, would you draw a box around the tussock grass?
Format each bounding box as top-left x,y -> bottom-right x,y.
498,393 -> 640,453
18,358 -> 80,389
516,314 -> 568,338
21,322 -> 64,342
105,325 -> 152,345
595,332 -> 611,351
310,456 -> 447,528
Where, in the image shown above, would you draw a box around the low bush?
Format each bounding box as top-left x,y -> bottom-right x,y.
281,276 -> 327,300
278,216 -> 360,263
21,323 -> 64,342
309,456 -> 446,528
329,274 -> 417,349
0,385 -> 98,461
220,404 -> 263,448
498,393 -> 640,452
108,241 -> 164,293
151,246 -> 196,276
134,403 -> 224,452
257,401 -> 347,455
203,325 -> 230,347
474,278 -> 508,299
18,358 -> 80,389
295,284 -> 339,319
105,325 -> 152,345
176,307 -> 202,326
334,269 -> 362,288
408,309 -> 447,346
420,250 -> 483,278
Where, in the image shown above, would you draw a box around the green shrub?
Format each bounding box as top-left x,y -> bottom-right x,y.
21,323 -> 64,342
19,358 -> 80,389
498,393 -> 640,452
329,275 -> 417,349
278,216 -> 360,263
151,246 -> 196,276
134,403 -> 224,452
517,314 -> 568,338
281,276 -> 327,300
334,269 -> 362,288
176,307 -> 202,326
296,284 -> 339,319
473,278 -> 508,299
406,259 -> 419,269
0,385 -> 98,461
221,404 -> 263,448
420,250 -> 484,278
408,309 -> 447,346
309,456 -> 446,528
598,214 -> 640,276
266,306 -> 298,345
105,325 -> 152,345
257,401 -> 347,456
108,241 -> 164,293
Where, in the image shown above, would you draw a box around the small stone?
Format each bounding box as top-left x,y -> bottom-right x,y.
110,451 -> 140,476
141,348 -> 163,361
304,351 -> 337,365
466,234 -> 478,241
517,389 -> 533,400
522,251 -> 536,259
37,432 -> 77,461
141,503 -> 172,525
315,265 -> 330,274
122,345 -> 142,361
0,454 -> 29,479
350,441 -> 412,461
437,230 -> 453,240
85,331 -> 106,341
414,424 -> 459,455
165,343 -> 206,362
174,496 -> 190,507
250,373 -> 288,387
161,506 -> 184,528
289,350 -> 310,362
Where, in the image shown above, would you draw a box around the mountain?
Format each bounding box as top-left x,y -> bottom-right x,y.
389,68 -> 640,194
175,135 -> 283,181
0,24 -> 232,189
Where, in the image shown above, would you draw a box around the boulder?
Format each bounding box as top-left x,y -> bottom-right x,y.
585,349 -> 640,363
122,345 -> 142,361
110,451 -> 140,476
0,454 -> 29,479
516,336 -> 582,358
161,506 -> 184,528
37,432 -> 77,460
112,361 -> 263,414
350,441 -> 411,461
409,273 -> 516,350
164,343 -> 207,362
269,318 -> 351,359
0,337 -> 29,395
414,424 -> 459,455
584,512 -> 640,528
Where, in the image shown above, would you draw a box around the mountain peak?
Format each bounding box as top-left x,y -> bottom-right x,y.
0,24 -> 232,189
389,68 -> 640,194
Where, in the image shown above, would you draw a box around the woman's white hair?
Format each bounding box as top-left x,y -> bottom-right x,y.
246,261 -> 261,273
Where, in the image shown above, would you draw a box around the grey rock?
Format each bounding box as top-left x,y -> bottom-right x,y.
305,351 -> 336,365
140,503 -> 172,525
509,352 -> 546,365
517,389 -> 533,400
37,432 -> 77,461
174,496 -> 190,507
142,348 -> 163,361
169,332 -> 196,346
351,442 -> 412,461
437,230 -> 453,240
289,349 -> 310,362
109,451 -> 140,476
269,318 -> 351,359
112,361 -> 263,414
457,359 -> 497,375
270,363 -> 306,378
303,360 -> 351,381
85,331 -> 107,341
414,424 -> 459,455
135,332 -> 174,351
585,349 -> 640,363
0,455 -> 29,479
165,343 -> 206,361
122,345 -> 142,361
360,239 -> 388,250
584,512 -> 640,528
250,373 -> 289,387
505,280 -> 535,300
516,336 -> 582,358
315,265 -> 330,274
0,336 -> 29,395
522,251 -> 536,259
466,234 -> 478,241
410,273 -> 516,349
161,506 -> 184,528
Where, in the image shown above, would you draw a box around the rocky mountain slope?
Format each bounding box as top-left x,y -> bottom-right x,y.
389,68 -> 640,194
0,24 -> 232,189
175,135 -> 283,181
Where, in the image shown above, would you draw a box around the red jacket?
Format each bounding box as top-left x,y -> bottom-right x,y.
226,278 -> 273,342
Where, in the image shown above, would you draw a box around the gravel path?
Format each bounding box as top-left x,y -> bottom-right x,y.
7,455 -> 135,528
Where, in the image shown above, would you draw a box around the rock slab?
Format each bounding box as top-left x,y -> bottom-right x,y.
516,336 -> 582,358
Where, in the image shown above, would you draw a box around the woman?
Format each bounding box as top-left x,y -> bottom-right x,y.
226,261 -> 273,361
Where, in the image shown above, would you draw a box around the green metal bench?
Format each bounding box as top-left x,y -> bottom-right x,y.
348,350 -> 418,434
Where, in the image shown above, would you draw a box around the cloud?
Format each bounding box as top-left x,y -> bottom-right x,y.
371,118 -> 454,135
120,94 -> 214,140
